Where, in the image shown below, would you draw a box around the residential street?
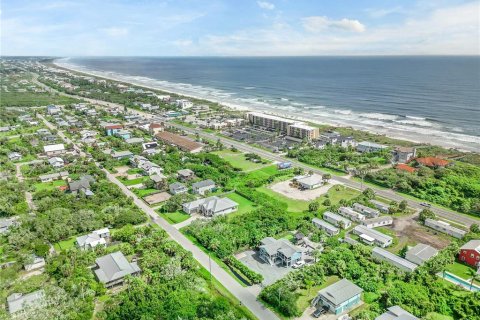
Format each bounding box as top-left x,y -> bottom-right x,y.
33,74 -> 479,227
37,113 -> 279,320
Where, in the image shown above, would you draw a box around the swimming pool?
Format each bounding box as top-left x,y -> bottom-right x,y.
438,271 -> 480,292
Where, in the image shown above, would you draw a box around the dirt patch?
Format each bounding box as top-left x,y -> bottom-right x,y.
143,192 -> 171,205
269,179 -> 342,201
391,214 -> 450,250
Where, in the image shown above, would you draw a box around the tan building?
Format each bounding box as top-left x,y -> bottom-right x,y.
287,123 -> 319,140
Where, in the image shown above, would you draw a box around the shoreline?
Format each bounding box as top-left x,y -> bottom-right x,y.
53,59 -> 479,153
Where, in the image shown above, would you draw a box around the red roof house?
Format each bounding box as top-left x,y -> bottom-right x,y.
395,164 -> 416,173
458,240 -> 480,268
415,157 -> 449,168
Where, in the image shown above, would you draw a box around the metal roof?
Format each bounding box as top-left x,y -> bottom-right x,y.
318,279 -> 363,306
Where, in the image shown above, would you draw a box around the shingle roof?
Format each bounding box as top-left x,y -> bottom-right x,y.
375,306 -> 418,320
192,179 -> 215,189
94,251 -> 140,283
318,279 -> 363,306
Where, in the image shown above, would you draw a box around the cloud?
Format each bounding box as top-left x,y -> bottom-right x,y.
257,1 -> 275,10
365,6 -> 406,18
302,16 -> 366,33
101,27 -> 129,37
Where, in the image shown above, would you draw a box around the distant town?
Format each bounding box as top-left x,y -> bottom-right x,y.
0,58 -> 479,320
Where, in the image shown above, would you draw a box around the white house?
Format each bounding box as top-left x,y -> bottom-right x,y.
356,141 -> 388,153
182,196 -> 238,217
296,174 -> 324,190
76,228 -> 110,250
44,144 -> 65,156
48,157 -> 65,168
192,179 -> 216,195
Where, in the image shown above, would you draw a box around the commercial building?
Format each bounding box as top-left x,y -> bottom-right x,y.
372,247 -> 418,273
424,219 -> 467,239
312,279 -> 363,315
156,131 -> 203,153
43,143 -> 65,156
296,174 -> 324,190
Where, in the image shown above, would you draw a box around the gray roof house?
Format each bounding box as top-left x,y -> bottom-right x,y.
169,182 -> 188,195
8,152 -> 22,161
424,219 -> 467,239
182,196 -> 238,217
352,203 -> 380,218
24,255 -> 45,272
177,169 -> 195,181
7,290 -> 45,314
313,279 -> 363,315
375,306 -> 418,320
338,207 -> 366,222
362,216 -> 394,229
372,247 -> 418,273
259,237 -> 303,267
323,211 -> 352,229
69,175 -> 95,196
39,171 -> 69,183
76,228 -> 110,250
111,150 -> 134,159
48,157 -> 64,168
370,200 -> 390,213
192,179 -> 216,195
312,218 -> 339,236
405,244 -> 438,266
353,225 -> 393,247
93,251 -> 141,288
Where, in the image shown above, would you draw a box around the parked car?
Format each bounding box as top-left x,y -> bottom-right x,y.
313,306 -> 328,318
292,260 -> 305,269
420,202 -> 431,208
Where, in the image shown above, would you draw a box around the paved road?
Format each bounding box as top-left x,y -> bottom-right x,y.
34,73 -> 479,227
36,110 -> 279,320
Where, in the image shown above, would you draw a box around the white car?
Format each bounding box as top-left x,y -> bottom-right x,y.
292,260 -> 305,269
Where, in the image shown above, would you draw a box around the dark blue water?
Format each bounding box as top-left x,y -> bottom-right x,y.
61,56 -> 480,151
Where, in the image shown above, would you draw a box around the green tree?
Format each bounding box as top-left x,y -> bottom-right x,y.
308,201 -> 319,212
419,209 -> 436,223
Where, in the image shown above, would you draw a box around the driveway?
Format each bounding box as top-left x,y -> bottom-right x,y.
237,250 -> 293,286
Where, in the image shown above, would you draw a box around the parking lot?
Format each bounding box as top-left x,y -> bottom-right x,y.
236,250 -> 293,285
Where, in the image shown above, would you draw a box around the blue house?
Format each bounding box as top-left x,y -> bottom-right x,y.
115,129 -> 132,140
313,279 -> 363,315
258,237 -> 302,267
104,124 -> 123,136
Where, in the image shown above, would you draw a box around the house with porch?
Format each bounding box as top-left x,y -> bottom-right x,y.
312,278 -> 363,315
258,237 -> 303,267
76,228 -> 110,250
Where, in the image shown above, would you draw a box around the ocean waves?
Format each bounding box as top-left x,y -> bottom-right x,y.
55,58 -> 480,152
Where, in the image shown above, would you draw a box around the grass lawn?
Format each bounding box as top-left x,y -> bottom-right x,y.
296,275 -> 340,314
53,236 -> 77,251
0,91 -> 80,107
226,192 -> 256,219
134,188 -> 159,197
127,168 -> 143,174
445,262 -> 480,285
213,149 -> 270,171
34,179 -> 67,192
257,184 -> 360,213
158,210 -> 191,224
120,176 -> 148,186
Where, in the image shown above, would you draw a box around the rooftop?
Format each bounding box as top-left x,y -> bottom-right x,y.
94,251 -> 141,283
318,278 -> 363,306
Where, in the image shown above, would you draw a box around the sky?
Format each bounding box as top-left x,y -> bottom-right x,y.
1,0 -> 479,56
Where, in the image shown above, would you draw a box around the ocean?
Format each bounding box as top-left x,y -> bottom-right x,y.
57,56 -> 480,151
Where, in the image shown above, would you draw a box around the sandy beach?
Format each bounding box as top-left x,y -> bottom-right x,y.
54,59 -> 480,152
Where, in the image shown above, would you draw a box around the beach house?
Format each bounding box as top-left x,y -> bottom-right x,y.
312,278 -> 363,315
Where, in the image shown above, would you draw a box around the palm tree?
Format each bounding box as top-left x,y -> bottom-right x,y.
467,268 -> 480,291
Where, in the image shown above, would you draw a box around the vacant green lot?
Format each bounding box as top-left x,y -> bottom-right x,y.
159,210 -> 191,224
213,149 -> 270,171
257,183 -> 360,213
226,192 -> 256,219
53,236 -> 77,251
119,176 -> 148,186
34,179 -> 67,192
134,188 -> 159,197
0,92 -> 80,107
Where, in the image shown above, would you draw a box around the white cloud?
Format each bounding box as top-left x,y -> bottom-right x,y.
257,1 -> 275,10
101,27 -> 129,37
302,16 -> 366,33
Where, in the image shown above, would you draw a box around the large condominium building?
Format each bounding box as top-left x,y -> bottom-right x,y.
287,122 -> 319,140
247,112 -> 319,141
